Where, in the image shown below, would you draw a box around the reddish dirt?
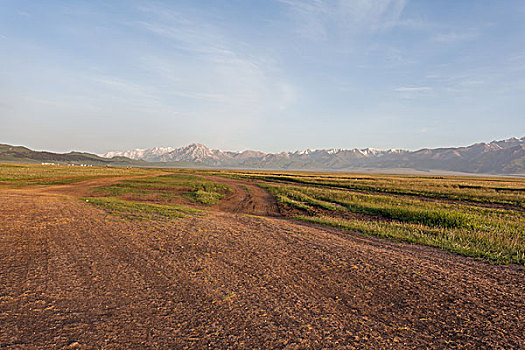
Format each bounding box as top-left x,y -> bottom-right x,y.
0,176 -> 524,349
40,172 -> 173,197
199,175 -> 280,217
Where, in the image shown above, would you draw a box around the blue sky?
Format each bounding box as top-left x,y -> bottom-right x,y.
1,0 -> 524,153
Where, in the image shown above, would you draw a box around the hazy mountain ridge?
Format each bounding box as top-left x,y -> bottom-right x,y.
0,144 -> 142,166
98,137 -> 525,174
100,144 -> 408,163
2,137 -> 524,174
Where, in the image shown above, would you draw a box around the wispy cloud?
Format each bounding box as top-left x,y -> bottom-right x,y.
16,10 -> 31,17
1,0 -> 523,152
393,86 -> 432,99
394,86 -> 432,92
278,0 -> 409,40
433,29 -> 479,43
508,52 -> 525,62
130,4 -> 296,128
458,80 -> 484,87
507,52 -> 525,71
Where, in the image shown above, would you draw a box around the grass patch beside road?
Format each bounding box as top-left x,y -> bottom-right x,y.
267,183 -> 525,264
84,197 -> 201,220
210,170 -> 525,265
84,174 -> 230,220
297,215 -> 524,264
91,174 -> 230,206
212,170 -> 525,208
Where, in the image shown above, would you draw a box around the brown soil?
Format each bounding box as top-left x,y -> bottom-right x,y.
199,175 -> 281,217
0,175 -> 524,349
40,172 -> 173,197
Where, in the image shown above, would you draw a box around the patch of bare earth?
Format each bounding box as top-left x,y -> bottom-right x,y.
199,175 -> 280,217
0,176 -> 523,349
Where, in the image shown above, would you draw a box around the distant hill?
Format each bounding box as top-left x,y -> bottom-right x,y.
0,144 -> 136,166
0,144 -> 206,168
2,137 -> 525,174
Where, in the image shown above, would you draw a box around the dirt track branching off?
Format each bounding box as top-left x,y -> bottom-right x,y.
199,169 -> 525,264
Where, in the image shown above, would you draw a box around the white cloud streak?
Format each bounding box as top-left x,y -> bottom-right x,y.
433,30 -> 479,43
394,87 -> 432,92
130,4 -> 296,132
278,0 -> 409,40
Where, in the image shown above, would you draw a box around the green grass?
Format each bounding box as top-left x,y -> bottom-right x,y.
32,176 -> 104,185
91,174 -> 230,206
297,215 -> 524,265
261,184 -> 341,211
4,164 -> 524,264
269,185 -> 482,229
212,170 -> 525,208
84,197 -> 201,220
0,163 -> 152,186
276,183 -> 525,264
186,189 -> 225,205
0,164 -> 230,220
82,174 -> 228,220
216,170 -> 525,265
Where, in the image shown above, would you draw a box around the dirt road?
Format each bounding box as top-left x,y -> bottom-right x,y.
199,175 -> 280,217
0,176 -> 523,349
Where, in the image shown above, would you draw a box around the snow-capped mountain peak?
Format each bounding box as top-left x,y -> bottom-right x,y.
100,146 -> 175,161
101,144 -> 409,163
98,137 -> 524,172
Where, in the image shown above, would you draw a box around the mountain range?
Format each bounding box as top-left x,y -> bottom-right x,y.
2,137 -> 525,174
98,137 -> 525,174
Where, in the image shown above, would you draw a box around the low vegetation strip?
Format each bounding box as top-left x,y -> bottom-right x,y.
207,170 -> 525,264
260,184 -> 341,211
84,197 -> 201,220
274,184 -> 524,264
82,174 -> 232,221
91,174 -> 230,206
216,171 -> 525,208
0,163 -> 152,186
296,215 -> 524,264
3,164 -> 524,264
0,164 -> 232,219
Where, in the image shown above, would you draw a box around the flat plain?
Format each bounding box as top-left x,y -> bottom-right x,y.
0,163 -> 523,349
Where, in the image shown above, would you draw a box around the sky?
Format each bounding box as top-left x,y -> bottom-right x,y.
1,0 -> 524,154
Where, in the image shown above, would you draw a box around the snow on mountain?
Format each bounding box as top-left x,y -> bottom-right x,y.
97,137 -> 525,173
163,143 -> 232,163
5,136 -> 524,174
101,144 -> 409,163
101,147 -> 175,161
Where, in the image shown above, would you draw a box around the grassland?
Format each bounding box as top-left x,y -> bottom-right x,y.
90,173 -> 230,204
214,171 -> 525,208
85,173 -> 230,218
202,169 -> 525,264
0,163 -> 228,220
2,163 -> 524,264
0,163 -> 153,186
